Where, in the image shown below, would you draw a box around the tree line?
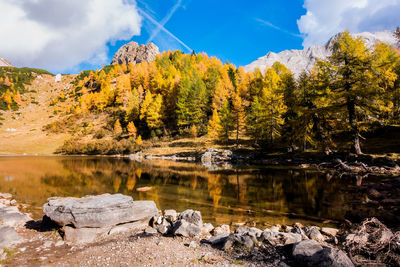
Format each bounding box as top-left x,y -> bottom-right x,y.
67,31 -> 400,155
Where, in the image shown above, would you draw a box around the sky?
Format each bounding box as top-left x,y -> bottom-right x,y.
0,0 -> 399,74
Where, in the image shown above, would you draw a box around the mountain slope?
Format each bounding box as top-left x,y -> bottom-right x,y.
244,30 -> 398,77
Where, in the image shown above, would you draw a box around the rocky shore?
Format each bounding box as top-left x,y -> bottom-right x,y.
1,193 -> 399,266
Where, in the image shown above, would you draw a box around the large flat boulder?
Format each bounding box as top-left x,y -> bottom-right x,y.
43,194 -> 158,228
0,225 -> 24,247
0,206 -> 32,227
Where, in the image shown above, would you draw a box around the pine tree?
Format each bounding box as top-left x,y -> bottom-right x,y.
146,94 -> 163,129
113,119 -> 123,136
208,108 -> 222,140
219,99 -> 233,143
231,91 -> 245,147
127,121 -> 137,139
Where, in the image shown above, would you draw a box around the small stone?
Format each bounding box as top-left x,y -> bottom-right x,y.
321,227 -> 339,237
212,224 -> 230,235
144,228 -> 157,235
206,233 -> 230,245
55,241 -> 65,247
177,210 -> 202,227
39,256 -> 47,261
19,247 -> 26,252
189,241 -> 197,248
306,227 -> 324,242
163,210 -> 178,222
0,193 -> 12,199
201,223 -> 214,234
10,199 -> 17,205
43,241 -> 53,247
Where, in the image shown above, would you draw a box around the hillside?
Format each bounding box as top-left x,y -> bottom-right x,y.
0,73 -> 74,155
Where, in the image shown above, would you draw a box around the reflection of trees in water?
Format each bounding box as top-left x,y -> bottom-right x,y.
42,158 -> 350,222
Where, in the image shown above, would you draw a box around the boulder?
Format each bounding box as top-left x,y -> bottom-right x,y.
154,217 -> 172,235
212,224 -> 230,235
292,240 -> 323,262
201,149 -> 233,170
309,247 -> 354,267
111,42 -> 159,65
173,219 -> 201,237
0,225 -> 24,247
177,209 -> 202,227
205,233 -> 230,245
54,74 -> 62,82
43,194 -> 157,228
262,231 -> 302,245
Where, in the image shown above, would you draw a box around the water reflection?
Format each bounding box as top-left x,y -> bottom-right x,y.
0,156 -> 362,227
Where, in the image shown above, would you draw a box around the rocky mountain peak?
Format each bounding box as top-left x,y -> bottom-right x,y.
0,57 -> 12,67
244,30 -> 399,77
111,42 -> 159,66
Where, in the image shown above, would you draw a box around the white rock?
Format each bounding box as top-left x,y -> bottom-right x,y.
55,74 -> 62,82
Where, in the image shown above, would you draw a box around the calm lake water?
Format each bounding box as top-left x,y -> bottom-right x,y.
0,156 -> 372,227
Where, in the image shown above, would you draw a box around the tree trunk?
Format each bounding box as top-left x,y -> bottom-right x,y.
236,114 -> 239,148
347,97 -> 362,154
270,102 -> 274,145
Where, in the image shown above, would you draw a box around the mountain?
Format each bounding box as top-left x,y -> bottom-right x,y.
244,30 -> 399,77
0,57 -> 12,67
111,42 -> 159,66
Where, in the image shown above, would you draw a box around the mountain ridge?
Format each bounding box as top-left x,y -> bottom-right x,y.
244,30 -> 399,77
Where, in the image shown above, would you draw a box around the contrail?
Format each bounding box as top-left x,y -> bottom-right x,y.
147,0 -> 182,43
256,18 -> 303,38
138,8 -> 192,52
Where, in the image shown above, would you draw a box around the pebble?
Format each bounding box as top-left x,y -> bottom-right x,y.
189,241 -> 197,248
43,241 -> 53,247
55,240 -> 65,247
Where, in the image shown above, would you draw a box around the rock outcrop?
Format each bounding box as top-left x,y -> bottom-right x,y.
111,42 -> 159,66
201,148 -> 233,170
0,57 -> 12,67
244,30 -> 399,77
43,194 -> 158,243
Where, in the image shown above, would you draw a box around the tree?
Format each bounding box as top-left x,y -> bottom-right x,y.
135,135 -> 143,146
113,119 -> 123,136
231,91 -> 245,147
395,27 -> 400,44
146,94 -> 163,129
208,108 -> 222,140
218,99 -> 234,143
322,31 -> 384,154
127,121 -> 137,139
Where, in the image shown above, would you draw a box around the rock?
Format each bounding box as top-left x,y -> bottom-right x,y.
201,223 -> 214,234
54,241 -> 65,247
43,241 -> 53,248
144,227 -> 157,235
292,226 -> 309,240
108,220 -> 148,236
244,30 -> 398,77
0,193 -> 12,199
189,241 -> 197,248
306,226 -> 325,242
212,224 -> 230,235
173,219 -> 201,237
262,231 -> 302,245
321,227 -> 339,237
177,210 -> 202,227
267,225 -> 281,232
154,218 -> 172,235
222,234 -> 254,250
62,226 -> 109,244
163,209 -> 177,222
205,233 -> 230,245
43,194 -> 157,228
292,240 -> 323,262
0,225 -> 24,247
54,74 -> 62,82
201,149 -> 234,170
0,205 -> 32,227
111,42 -> 159,65
309,247 -> 354,267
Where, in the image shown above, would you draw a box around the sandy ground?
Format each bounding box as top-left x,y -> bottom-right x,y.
5,227 -> 262,267
0,75 -> 73,155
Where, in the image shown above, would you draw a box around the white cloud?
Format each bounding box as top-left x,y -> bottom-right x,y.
298,0 -> 400,47
0,0 -> 142,72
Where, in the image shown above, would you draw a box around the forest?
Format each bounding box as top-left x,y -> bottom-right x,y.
49,31 -> 400,155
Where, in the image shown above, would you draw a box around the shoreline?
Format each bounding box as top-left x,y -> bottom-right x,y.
1,193 -> 399,266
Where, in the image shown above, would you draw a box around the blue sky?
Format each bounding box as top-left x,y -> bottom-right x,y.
1,0 -> 399,73
107,0 -> 305,69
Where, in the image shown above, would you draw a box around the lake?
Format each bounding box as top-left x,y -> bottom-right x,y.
0,156 -> 375,227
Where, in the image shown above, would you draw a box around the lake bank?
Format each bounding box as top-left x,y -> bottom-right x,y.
1,193 -> 399,266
